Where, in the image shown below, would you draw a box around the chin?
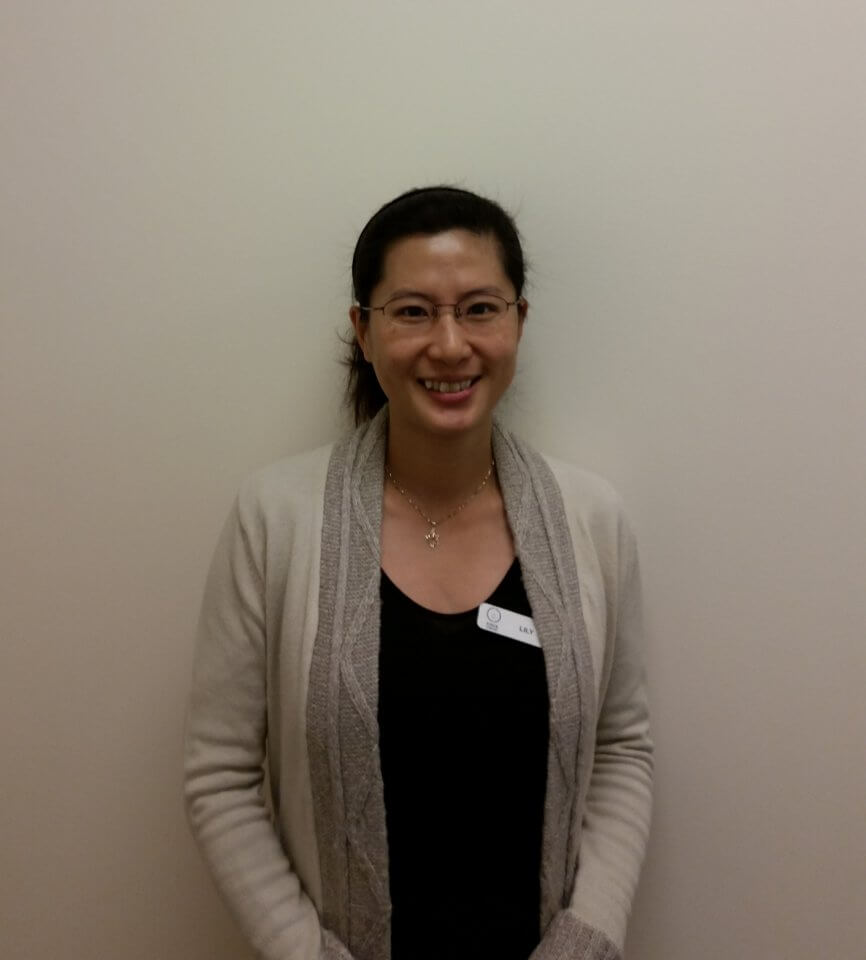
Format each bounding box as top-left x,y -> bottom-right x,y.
417,405 -> 492,438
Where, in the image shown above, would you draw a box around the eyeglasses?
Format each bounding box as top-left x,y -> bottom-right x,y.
358,293 -> 524,333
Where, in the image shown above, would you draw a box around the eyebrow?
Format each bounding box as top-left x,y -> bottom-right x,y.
386,285 -> 507,300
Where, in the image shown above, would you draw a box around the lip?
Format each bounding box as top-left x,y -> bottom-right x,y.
418,375 -> 480,404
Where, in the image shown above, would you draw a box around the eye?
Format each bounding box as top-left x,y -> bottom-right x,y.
461,296 -> 504,319
466,301 -> 495,315
387,299 -> 434,322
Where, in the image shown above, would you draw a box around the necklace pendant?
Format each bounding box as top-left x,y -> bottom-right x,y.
425,525 -> 440,549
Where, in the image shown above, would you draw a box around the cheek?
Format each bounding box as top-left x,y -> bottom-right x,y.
367,336 -> 414,380
361,322 -> 392,365
490,328 -> 521,363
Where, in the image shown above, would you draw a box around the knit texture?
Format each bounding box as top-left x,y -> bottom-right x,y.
186,405 -> 652,960
306,409 -> 598,957
320,929 -> 357,960
530,912 -> 622,960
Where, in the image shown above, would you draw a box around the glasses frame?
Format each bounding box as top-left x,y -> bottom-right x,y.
358,293 -> 526,326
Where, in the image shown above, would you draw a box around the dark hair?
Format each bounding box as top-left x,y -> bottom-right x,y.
344,185 -> 527,424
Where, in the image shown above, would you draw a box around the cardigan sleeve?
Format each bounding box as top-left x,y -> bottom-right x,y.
183,488 -> 354,960
531,499 -> 653,960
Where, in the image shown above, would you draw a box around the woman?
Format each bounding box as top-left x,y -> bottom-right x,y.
184,186 -> 653,960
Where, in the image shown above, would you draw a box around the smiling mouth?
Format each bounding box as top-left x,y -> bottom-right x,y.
421,377 -> 480,394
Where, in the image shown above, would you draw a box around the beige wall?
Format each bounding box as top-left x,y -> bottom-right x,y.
2,2 -> 864,958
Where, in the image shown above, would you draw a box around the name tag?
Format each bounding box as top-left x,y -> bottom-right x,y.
477,603 -> 540,648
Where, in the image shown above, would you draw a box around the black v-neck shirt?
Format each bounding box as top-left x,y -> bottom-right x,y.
378,558 -> 549,960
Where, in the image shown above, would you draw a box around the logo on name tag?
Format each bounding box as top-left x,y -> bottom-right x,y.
477,603 -> 540,648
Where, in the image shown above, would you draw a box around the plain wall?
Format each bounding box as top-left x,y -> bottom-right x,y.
2,2 -> 864,958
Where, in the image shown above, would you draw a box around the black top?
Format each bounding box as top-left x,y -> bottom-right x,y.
378,559 -> 549,960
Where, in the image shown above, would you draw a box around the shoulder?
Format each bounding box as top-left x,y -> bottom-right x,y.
503,430 -> 638,582
544,458 -> 640,607
500,425 -> 626,531
235,441 -> 336,530
541,453 -> 623,518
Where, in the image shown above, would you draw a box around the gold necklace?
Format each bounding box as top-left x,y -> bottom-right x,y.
385,459 -> 495,550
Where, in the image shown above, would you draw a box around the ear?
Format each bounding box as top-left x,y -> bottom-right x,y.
516,297 -> 528,340
349,306 -> 372,362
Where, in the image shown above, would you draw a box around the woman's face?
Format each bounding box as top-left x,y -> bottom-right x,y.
351,229 -> 526,443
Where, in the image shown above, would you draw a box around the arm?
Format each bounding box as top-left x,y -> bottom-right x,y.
183,488 -> 354,960
532,509 -> 654,960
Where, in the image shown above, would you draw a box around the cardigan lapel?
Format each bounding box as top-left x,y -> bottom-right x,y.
308,408 -> 596,958
308,408 -> 391,959
492,424 -> 597,930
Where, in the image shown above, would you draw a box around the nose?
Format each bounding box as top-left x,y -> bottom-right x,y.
427,308 -> 472,363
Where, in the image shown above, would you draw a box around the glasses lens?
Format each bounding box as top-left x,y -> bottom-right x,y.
384,297 -> 435,325
459,294 -> 508,323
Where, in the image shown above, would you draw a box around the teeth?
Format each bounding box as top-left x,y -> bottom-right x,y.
423,379 -> 474,393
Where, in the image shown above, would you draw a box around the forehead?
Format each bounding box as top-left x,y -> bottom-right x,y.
378,230 -> 509,293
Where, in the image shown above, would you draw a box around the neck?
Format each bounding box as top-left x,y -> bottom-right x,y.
385,415 -> 495,512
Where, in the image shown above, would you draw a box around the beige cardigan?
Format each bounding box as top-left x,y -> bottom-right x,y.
184,408 -> 652,960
